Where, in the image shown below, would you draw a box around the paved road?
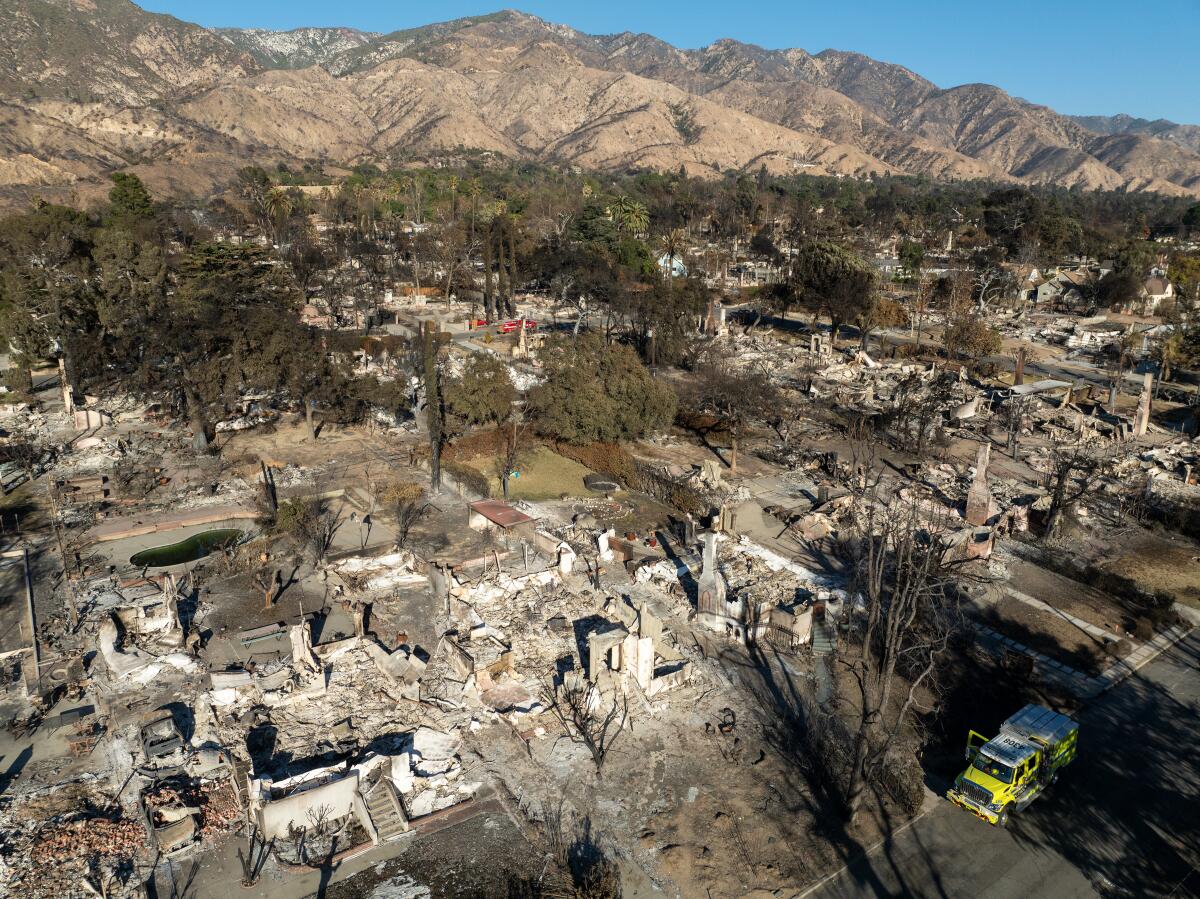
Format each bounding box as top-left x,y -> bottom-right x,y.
808,632 -> 1200,899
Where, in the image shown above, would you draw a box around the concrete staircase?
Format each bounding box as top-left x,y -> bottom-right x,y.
812,619 -> 837,655
364,780 -> 409,843
811,617 -> 837,706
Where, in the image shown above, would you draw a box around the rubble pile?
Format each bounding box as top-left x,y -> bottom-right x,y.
2,280 -> 1197,899
144,780 -> 241,838
1,797 -> 152,899
29,816 -> 148,864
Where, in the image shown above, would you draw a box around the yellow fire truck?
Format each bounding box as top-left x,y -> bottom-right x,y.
947,704 -> 1078,826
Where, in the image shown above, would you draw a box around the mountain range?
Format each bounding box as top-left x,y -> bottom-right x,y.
3,0 -> 1199,208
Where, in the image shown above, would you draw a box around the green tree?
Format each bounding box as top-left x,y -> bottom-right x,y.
1180,325 -> 1200,369
1169,254 -> 1200,310
444,354 -> 517,427
791,241 -> 879,341
264,187 -> 294,240
748,230 -> 781,261
161,243 -> 301,451
1096,269 -> 1143,311
107,172 -> 154,223
1151,331 -> 1184,385
610,195 -> 649,237
897,240 -> 924,282
528,335 -> 676,444
91,223 -> 167,368
0,203 -> 96,391
658,228 -> 687,292
1182,203 -> 1200,237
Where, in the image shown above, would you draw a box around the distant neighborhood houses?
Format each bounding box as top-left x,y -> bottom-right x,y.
1015,264 -> 1177,315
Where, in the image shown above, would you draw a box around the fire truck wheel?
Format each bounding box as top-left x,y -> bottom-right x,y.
997,805 -> 1012,827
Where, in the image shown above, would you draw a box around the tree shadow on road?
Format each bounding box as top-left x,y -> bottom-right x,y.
742,641 -> 953,897
1003,635 -> 1200,897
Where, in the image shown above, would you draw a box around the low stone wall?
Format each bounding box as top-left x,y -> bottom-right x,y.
86,504 -> 259,544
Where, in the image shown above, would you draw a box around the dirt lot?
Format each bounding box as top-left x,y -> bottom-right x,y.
1005,558 -> 1132,635
219,418 -> 415,485
1096,529 -> 1200,610
316,810 -> 545,899
632,435 -> 780,480
981,597 -> 1122,676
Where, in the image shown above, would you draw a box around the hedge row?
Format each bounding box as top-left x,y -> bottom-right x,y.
442,460 -> 492,499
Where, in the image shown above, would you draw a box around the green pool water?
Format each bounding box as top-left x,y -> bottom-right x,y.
130,528 -> 243,568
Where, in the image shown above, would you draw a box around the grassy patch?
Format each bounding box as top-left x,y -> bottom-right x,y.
460,445 -> 594,501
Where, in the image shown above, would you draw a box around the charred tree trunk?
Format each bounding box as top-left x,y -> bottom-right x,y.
483,232 -> 495,323
422,323 -> 443,493
305,397 -> 317,441
1043,465 -> 1070,541
507,225 -> 519,318
496,232 -> 509,319
181,375 -> 210,454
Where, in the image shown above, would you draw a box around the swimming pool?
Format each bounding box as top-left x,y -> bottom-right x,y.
129,528 -> 244,568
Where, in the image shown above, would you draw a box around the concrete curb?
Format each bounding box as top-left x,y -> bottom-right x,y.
1092,623 -> 1195,692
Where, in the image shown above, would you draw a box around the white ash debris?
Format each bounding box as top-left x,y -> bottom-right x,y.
333,550 -> 431,591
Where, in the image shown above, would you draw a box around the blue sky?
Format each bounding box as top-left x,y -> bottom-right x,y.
142,1 -> 1200,123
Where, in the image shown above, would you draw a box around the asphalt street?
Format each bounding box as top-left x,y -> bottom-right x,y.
807,632 -> 1200,898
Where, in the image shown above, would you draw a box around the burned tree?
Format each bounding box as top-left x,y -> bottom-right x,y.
880,371 -> 956,457
378,481 -> 430,548
495,417 -> 529,501
531,801 -> 623,899
420,320 -> 446,493
541,674 -> 629,777
835,500 -> 961,824
1041,438 -> 1116,541
235,825 -> 272,887
251,564 -> 282,610
274,498 -> 340,564
686,361 -> 778,475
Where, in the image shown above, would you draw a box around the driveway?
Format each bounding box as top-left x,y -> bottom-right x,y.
807,632 -> 1200,898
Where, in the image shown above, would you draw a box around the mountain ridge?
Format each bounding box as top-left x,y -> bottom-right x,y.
1,2 -> 1198,207
1069,113 -> 1200,156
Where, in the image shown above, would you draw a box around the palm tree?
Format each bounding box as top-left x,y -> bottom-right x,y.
394,175 -> 414,221
408,174 -> 426,225
445,174 -> 460,222
658,228 -> 686,292
263,187 -> 293,245
610,195 -> 649,237
1153,331 -> 1183,396
464,177 -> 483,236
